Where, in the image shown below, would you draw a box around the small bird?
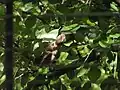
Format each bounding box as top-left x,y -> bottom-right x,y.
40,33 -> 66,66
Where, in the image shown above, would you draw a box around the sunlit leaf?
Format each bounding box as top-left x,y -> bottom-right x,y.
109,33 -> 120,38
110,2 -> 119,11
99,41 -> 108,48
90,83 -> 101,90
0,75 -> 5,85
0,63 -> 4,71
61,24 -> 78,31
77,68 -> 88,77
58,52 -> 68,64
36,28 -> 59,40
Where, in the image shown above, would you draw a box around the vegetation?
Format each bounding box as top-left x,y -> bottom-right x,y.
0,0 -> 120,90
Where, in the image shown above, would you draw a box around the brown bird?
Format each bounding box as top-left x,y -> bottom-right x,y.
40,33 -> 66,66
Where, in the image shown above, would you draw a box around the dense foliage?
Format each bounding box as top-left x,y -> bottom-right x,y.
0,0 -> 120,90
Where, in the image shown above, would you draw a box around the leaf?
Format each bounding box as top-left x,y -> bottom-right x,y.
51,79 -> 62,90
110,2 -> 119,11
21,73 -> 29,87
0,75 -> 5,85
86,19 -> 95,26
74,30 -> 85,42
33,42 -> 39,51
109,33 -> 120,38
0,63 -> 4,71
77,68 -> 88,77
67,48 -> 78,60
96,68 -> 108,84
111,53 -> 118,78
99,41 -> 108,48
90,83 -> 101,90
0,5 -> 5,16
58,52 -> 68,63
21,2 -> 33,11
87,66 -> 101,83
61,24 -> 79,31
98,18 -> 109,32
64,41 -> 73,47
83,18 -> 95,26
33,42 -> 44,57
14,16 -> 23,32
38,68 -> 49,74
25,16 -> 36,28
70,78 -> 81,88
36,28 -> 59,40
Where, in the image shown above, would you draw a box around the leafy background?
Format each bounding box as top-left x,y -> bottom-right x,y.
0,0 -> 120,90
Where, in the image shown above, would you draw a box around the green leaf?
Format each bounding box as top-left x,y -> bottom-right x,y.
90,83 -> 101,90
98,18 -> 109,32
109,33 -> 120,38
36,28 -> 59,40
33,42 -> 44,57
74,30 -> 85,42
0,63 -> 4,71
110,2 -> 119,12
33,42 -> 39,51
51,79 -> 62,90
99,41 -> 108,48
61,24 -> 79,31
70,78 -> 81,88
112,53 -> 118,78
38,68 -> 49,74
0,75 -> 5,85
21,73 -> 29,87
67,48 -> 78,60
25,16 -> 36,28
21,2 -> 33,11
77,68 -> 88,77
86,19 -> 95,26
64,41 -> 73,47
83,18 -> 95,26
87,66 -> 101,83
96,68 -> 108,84
0,5 -> 5,16
58,52 -> 68,64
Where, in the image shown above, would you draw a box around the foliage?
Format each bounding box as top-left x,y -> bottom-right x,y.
0,0 -> 120,90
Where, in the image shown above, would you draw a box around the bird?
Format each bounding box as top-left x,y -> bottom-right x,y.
40,33 -> 66,66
